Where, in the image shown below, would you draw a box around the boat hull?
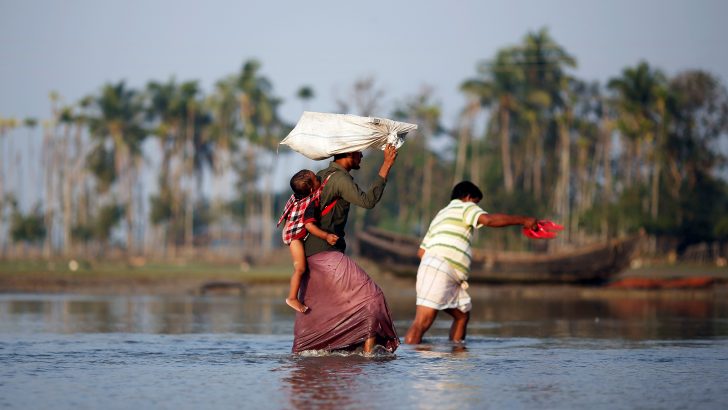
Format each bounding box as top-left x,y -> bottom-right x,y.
357,228 -> 643,284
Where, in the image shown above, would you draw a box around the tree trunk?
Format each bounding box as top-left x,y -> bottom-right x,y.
43,123 -> 54,259
453,112 -> 470,185
422,145 -> 433,233
261,167 -> 274,255
554,113 -> 571,240
469,132 -> 480,187
61,123 -> 73,256
184,109 -> 195,254
0,131 -> 5,257
534,124 -> 543,201
499,100 -> 514,193
576,137 -> 590,235
650,100 -> 665,220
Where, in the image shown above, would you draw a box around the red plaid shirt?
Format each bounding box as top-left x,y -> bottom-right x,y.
277,175 -> 332,245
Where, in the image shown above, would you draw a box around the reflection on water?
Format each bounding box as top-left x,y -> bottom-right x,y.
283,356 -> 366,409
0,293 -> 294,335
1,291 -> 727,340
1,291 -> 728,410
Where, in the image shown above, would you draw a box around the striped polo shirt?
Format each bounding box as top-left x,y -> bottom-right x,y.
419,199 -> 487,278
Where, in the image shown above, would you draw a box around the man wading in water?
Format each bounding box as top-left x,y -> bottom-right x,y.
292,145 -> 400,354
404,181 -> 539,345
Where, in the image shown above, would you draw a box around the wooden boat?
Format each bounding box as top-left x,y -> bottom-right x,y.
357,227 -> 644,284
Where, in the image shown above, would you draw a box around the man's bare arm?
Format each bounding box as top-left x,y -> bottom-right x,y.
378,144 -> 398,180
478,213 -> 538,229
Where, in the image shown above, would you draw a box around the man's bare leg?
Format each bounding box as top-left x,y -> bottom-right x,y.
404,306 -> 439,344
443,308 -> 470,342
363,336 -> 376,353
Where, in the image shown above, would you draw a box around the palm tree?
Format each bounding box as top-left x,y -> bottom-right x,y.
517,28 -> 576,202
664,70 -> 728,228
608,62 -> 668,228
147,78 -> 186,256
607,61 -> 666,200
450,88 -> 479,185
470,48 -> 523,193
146,78 -> 212,256
392,87 -> 443,233
205,76 -> 241,255
41,92 -> 61,258
86,81 -> 147,256
183,86 -> 213,253
568,80 -> 606,239
552,79 -> 574,232
22,118 -> 38,199
0,116 -> 20,256
58,105 -> 76,256
235,60 -> 286,256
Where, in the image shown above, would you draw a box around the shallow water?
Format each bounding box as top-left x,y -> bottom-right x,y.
1,291 -> 727,409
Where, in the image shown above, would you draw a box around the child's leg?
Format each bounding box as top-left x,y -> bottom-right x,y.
286,240 -> 309,313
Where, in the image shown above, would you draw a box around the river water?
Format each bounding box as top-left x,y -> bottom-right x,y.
1,289 -> 727,409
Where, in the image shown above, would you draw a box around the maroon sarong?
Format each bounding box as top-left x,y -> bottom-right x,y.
292,251 -> 400,353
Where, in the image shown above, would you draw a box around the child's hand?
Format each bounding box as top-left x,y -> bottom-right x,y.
325,233 -> 339,246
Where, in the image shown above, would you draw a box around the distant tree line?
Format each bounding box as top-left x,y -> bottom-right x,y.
1,29 -> 727,261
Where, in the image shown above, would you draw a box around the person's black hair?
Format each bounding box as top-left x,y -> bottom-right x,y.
290,169 -> 314,199
450,181 -> 483,200
333,152 -> 352,160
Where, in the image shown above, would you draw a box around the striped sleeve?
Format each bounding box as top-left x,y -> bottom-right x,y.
420,229 -> 432,249
463,203 -> 487,228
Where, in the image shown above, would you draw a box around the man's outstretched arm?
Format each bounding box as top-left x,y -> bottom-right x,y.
478,213 -> 538,229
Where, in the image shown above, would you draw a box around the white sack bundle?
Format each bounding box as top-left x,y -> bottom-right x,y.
279,111 -> 418,160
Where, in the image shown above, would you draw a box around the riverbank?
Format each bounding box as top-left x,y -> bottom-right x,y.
2,257 -> 727,300
0,258 -> 292,296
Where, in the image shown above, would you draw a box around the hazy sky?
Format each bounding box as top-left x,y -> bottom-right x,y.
2,0 -> 728,205
2,0 -> 727,127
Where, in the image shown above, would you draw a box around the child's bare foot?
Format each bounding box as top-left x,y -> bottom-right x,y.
286,298 -> 309,313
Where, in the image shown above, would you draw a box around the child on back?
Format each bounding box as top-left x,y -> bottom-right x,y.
277,169 -> 339,313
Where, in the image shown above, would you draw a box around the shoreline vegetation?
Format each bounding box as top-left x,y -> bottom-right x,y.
1,257 -> 726,300
1,29 -> 727,276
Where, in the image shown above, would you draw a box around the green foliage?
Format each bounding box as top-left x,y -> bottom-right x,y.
10,206 -> 46,243
615,185 -> 652,233
94,204 -> 124,241
679,174 -> 728,245
715,217 -> 728,240
86,144 -> 116,192
192,199 -> 213,235
11,31 -> 728,258
149,182 -> 173,225
71,224 -> 93,242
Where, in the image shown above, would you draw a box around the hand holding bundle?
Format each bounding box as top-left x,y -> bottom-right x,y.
279,112 -> 417,160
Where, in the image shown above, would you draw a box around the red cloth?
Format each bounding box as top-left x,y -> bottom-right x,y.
277,175 -> 331,245
522,220 -> 564,239
292,251 -> 400,353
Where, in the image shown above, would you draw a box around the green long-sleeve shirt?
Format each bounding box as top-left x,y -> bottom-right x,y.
304,161 -> 387,257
